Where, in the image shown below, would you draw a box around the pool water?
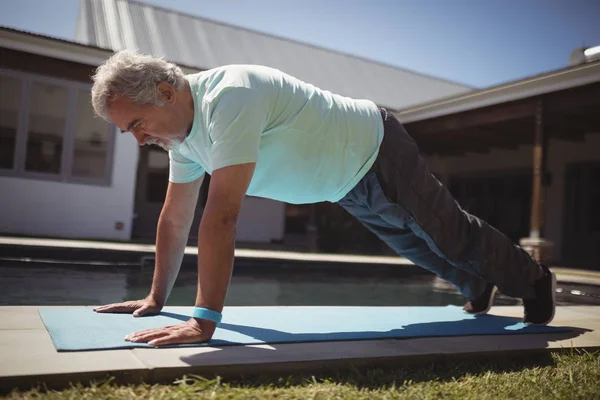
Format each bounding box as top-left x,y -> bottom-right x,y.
1,262 -> 599,307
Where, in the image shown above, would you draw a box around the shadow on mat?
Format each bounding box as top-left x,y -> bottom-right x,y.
213,316 -> 577,343
173,312 -> 589,388
157,310 -> 591,388
157,311 -> 583,346
160,309 -> 588,350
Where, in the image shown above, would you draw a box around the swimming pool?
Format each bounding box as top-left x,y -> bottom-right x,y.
1,261 -> 599,307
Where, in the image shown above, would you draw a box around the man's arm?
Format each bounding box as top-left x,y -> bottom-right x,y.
194,162 -> 256,315
123,163 -> 256,346
94,175 -> 203,316
149,176 -> 205,307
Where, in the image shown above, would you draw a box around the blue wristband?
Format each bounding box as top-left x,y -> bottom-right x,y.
192,307 -> 222,325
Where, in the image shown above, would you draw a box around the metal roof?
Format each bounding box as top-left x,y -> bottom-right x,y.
75,0 -> 471,110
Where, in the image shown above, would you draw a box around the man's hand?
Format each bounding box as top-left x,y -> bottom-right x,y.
93,296 -> 162,317
124,318 -> 216,346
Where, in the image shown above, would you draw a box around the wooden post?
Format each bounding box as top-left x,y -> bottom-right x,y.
520,99 -> 553,262
530,100 -> 545,238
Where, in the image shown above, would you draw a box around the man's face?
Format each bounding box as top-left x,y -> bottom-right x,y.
108,84 -> 186,151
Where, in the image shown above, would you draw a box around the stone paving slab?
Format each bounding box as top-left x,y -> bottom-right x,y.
0,305 -> 598,392
0,329 -> 148,391
0,306 -> 76,330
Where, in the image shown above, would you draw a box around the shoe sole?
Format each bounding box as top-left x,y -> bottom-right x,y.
525,272 -> 557,326
468,286 -> 498,316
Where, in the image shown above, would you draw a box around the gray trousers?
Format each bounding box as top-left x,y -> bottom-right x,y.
338,108 -> 543,300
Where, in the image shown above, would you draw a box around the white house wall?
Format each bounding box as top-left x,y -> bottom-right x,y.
426,132 -> 600,262
0,129 -> 139,241
0,126 -> 283,243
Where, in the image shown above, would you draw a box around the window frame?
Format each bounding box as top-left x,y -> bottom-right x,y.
0,68 -> 116,186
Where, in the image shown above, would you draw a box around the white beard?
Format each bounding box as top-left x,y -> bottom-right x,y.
146,137 -> 181,152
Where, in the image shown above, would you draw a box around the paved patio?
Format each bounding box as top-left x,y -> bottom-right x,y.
1,305 -> 599,392
1,236 -> 599,392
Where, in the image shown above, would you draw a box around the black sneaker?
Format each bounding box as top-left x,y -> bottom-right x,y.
463,283 -> 497,315
523,265 -> 557,325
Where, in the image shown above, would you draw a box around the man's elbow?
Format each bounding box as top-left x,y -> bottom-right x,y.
218,208 -> 240,228
205,207 -> 240,230
159,211 -> 193,231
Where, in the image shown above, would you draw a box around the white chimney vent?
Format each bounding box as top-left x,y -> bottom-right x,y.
569,45 -> 600,66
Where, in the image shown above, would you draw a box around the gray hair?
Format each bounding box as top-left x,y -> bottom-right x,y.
91,50 -> 186,121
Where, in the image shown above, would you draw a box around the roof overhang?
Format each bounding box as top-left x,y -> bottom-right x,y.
0,27 -> 199,74
0,27 -> 111,66
395,61 -> 600,124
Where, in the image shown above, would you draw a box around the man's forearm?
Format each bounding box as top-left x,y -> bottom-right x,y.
195,213 -> 236,313
149,216 -> 191,307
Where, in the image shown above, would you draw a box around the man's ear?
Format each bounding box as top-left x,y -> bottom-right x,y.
157,82 -> 176,104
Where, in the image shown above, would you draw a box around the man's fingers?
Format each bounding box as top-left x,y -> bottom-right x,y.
125,325 -> 177,340
124,328 -> 158,339
94,304 -> 136,313
93,304 -> 115,312
94,300 -> 159,316
132,305 -> 148,317
125,329 -> 170,343
126,324 -> 178,339
133,305 -> 160,317
148,333 -> 206,347
93,302 -> 132,311
148,335 -> 178,347
125,320 -> 212,347
94,305 -> 117,312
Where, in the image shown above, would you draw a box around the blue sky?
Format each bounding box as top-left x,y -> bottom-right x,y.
1,0 -> 599,88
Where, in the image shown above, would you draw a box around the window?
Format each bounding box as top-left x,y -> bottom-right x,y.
0,75 -> 21,169
25,81 -> 68,174
0,69 -> 115,185
72,88 -> 111,179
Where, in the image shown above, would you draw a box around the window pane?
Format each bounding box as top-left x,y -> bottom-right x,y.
25,81 -> 67,174
72,89 -> 112,179
0,75 -> 21,169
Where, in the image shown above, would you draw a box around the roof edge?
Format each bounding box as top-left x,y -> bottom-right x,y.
394,60 -> 600,123
0,26 -> 111,66
0,27 -> 202,74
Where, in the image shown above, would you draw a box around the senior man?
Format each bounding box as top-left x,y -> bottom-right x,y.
92,51 -> 556,346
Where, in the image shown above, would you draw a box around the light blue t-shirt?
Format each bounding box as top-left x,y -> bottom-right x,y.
169,65 -> 384,204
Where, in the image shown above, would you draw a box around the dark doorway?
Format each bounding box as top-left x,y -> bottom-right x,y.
449,169 -> 532,243
131,146 -> 207,243
562,162 -> 600,269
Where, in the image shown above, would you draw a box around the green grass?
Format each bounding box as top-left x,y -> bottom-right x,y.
5,349 -> 599,400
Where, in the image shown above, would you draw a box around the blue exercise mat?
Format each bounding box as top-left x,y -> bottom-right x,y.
39,306 -> 568,351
